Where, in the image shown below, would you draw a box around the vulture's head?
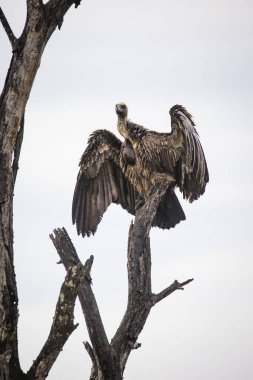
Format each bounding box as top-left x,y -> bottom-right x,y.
115,102 -> 128,119
169,104 -> 195,126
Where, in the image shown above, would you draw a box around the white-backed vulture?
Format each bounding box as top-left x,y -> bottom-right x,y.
72,103 -> 209,237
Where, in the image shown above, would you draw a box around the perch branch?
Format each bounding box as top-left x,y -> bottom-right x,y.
0,7 -> 17,49
27,263 -> 86,379
153,278 -> 194,305
26,0 -> 44,12
111,180 -> 170,371
134,179 -> 170,232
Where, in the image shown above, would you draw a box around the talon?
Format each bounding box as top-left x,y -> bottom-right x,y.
151,172 -> 175,185
135,198 -> 145,211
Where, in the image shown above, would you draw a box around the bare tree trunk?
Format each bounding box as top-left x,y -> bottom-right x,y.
51,181 -> 193,380
0,2 -> 83,378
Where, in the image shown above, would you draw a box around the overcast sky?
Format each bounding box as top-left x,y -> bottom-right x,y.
1,1 -> 253,379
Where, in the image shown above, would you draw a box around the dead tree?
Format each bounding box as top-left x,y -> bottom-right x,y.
0,1 -> 85,379
51,181 -> 193,380
0,2 -> 192,379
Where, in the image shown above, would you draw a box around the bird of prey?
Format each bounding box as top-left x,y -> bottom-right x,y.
72,103 -> 209,237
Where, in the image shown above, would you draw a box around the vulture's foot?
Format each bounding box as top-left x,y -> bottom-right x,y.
135,198 -> 145,212
151,172 -> 175,186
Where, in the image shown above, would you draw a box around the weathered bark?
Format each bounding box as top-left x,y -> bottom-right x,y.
51,181 -> 193,380
50,230 -> 119,380
0,1 -> 83,378
27,263 -> 87,380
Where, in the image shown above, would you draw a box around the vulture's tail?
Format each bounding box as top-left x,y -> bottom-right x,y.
152,189 -> 186,230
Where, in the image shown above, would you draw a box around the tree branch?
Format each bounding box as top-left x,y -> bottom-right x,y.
46,0 -> 82,9
26,0 -> 44,12
83,341 -> 98,380
134,179 -> 170,233
12,113 -> 24,186
152,278 -> 194,305
50,228 -> 115,379
111,180 -> 170,372
27,263 -> 86,379
45,0 -> 82,30
49,183 -> 194,379
0,0 -> 85,378
0,7 -> 18,49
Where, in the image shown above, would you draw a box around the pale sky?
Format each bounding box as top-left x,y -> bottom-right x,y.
1,1 -> 253,379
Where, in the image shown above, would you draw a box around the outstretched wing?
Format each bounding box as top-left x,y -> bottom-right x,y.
170,105 -> 209,202
72,129 -> 137,237
122,105 -> 208,203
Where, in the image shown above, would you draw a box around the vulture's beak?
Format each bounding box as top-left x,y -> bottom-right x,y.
116,103 -> 127,117
116,104 -> 124,114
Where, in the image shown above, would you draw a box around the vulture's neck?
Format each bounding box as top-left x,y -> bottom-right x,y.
117,115 -> 129,140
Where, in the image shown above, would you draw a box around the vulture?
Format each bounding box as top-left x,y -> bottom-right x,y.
72,103 -> 209,237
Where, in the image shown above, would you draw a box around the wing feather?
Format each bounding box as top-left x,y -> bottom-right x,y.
170,105 -> 209,202
117,171 -> 127,205
89,178 -> 99,233
83,180 -> 91,236
72,129 -> 138,237
114,166 -> 137,214
102,164 -> 110,207
97,171 -> 105,215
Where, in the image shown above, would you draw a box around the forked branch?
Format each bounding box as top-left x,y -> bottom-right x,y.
50,181 -> 193,379
50,228 -> 115,379
27,263 -> 86,379
0,7 -> 17,49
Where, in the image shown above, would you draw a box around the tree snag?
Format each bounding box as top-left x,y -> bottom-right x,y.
50,180 -> 193,380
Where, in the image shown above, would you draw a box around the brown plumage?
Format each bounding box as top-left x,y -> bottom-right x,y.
72,103 -> 209,237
